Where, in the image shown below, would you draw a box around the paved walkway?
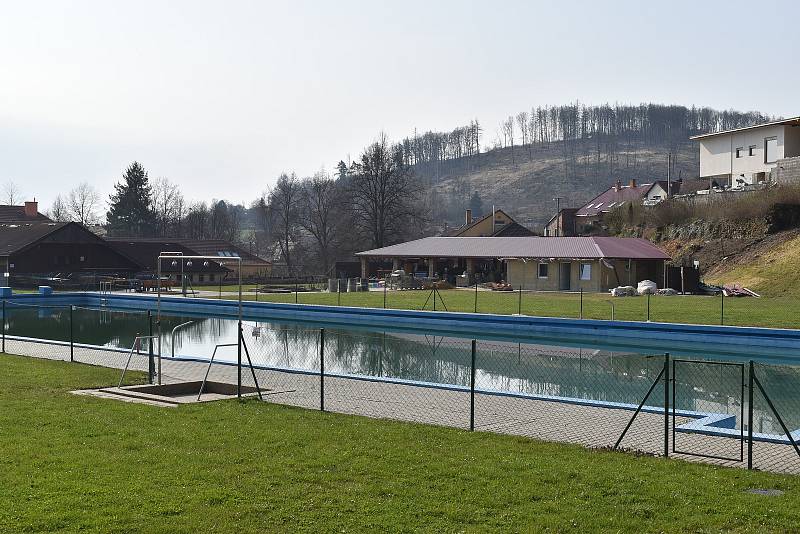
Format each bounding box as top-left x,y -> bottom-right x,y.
5,337 -> 799,475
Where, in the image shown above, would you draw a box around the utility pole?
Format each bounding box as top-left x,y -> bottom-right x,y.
552,197 -> 563,236
667,152 -> 672,198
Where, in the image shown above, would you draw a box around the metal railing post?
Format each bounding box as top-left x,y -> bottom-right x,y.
237,320 -> 242,399
69,305 -> 74,362
470,339 -> 476,431
748,360 -> 754,469
664,352 -> 670,458
320,328 -> 325,411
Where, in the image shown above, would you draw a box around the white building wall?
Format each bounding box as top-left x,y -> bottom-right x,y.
699,124 -> 786,180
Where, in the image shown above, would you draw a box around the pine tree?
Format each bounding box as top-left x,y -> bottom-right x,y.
106,161 -> 154,237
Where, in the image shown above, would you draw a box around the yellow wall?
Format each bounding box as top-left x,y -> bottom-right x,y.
456,211 -> 515,237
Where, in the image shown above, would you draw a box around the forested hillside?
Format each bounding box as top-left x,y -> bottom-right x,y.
402,104 -> 773,228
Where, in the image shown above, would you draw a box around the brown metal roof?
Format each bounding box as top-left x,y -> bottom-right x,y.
356,237 -> 669,260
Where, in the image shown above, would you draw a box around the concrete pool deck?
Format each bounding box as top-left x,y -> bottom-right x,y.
7,337 -> 799,475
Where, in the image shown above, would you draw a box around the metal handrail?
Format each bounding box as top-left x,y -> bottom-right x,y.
118,335 -> 158,387
198,343 -> 238,401
170,321 -> 195,358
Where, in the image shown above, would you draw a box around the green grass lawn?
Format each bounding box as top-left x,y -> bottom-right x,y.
204,288 -> 800,329
2,354 -> 800,532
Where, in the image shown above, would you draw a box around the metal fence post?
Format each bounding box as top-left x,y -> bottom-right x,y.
147,310 -> 154,384
579,288 -> 584,319
664,352 -> 670,458
69,305 -> 74,362
720,292 -> 725,326
748,360 -> 754,469
470,339 -> 476,431
383,280 -> 387,309
320,328 -> 325,411
474,282 -> 478,313
295,282 -> 299,304
237,320 -> 242,399
2,299 -> 5,354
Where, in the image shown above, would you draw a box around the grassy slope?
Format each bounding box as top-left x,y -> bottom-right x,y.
1,354 -> 800,532
204,289 -> 800,328
705,233 -> 800,298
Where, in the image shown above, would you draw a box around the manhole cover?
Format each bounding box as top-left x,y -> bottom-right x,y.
746,489 -> 784,496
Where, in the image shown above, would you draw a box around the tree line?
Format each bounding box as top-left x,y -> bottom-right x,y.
37,135 -> 428,277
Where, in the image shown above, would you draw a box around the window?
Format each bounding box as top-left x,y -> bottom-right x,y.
735,147 -> 744,158
579,263 -> 592,281
765,137 -> 778,163
749,145 -> 757,157
538,263 -> 548,279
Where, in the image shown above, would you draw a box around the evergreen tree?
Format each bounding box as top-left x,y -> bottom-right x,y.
106,161 -> 154,237
336,160 -> 348,180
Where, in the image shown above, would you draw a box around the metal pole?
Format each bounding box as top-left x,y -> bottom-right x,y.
474,281 -> 478,313
518,282 -> 522,315
664,352 -> 670,458
470,339 -> 476,431
748,360 -> 754,469
2,299 -> 5,354
237,321 -> 242,399
433,286 -> 436,311
295,281 -> 298,304
69,305 -> 74,362
383,279 -> 387,309
647,293 -> 651,322
149,310 -> 157,385
319,328 -> 325,411
580,288 -> 583,319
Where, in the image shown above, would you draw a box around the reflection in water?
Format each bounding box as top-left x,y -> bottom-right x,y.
6,304 -> 800,434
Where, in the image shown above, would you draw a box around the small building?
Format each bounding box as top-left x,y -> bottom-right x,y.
445,209 -> 534,237
574,179 -> 659,232
0,200 -> 51,223
170,239 -> 272,279
544,208 -> 578,237
105,239 -> 229,284
356,236 -> 670,292
691,116 -> 800,187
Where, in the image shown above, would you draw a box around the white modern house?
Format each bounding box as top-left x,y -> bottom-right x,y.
691,117 -> 800,187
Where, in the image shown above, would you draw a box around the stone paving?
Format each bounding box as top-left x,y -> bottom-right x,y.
5,336 -> 800,475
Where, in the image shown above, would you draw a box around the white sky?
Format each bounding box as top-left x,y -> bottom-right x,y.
1,0 -> 798,211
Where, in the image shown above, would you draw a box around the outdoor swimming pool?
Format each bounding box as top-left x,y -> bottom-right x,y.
5,301 -> 800,429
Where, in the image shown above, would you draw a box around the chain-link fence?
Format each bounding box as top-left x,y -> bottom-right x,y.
226,284 -> 800,330
4,299 -> 800,475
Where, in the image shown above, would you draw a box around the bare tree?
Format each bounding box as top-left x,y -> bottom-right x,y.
503,116 -> 515,164
299,171 -> 344,275
2,181 -> 21,205
267,173 -> 301,275
152,177 -> 183,237
67,182 -> 100,225
349,133 -> 425,248
48,195 -> 71,222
